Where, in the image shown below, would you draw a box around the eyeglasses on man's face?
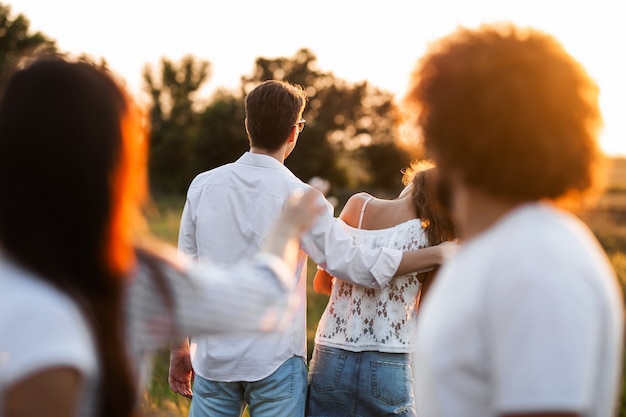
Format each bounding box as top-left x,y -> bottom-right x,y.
295,118 -> 306,133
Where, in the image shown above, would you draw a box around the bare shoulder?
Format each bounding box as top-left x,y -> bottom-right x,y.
339,192 -> 373,227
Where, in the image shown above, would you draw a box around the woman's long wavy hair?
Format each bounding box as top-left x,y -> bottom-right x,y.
402,160 -> 456,246
0,55 -> 148,416
402,161 -> 457,292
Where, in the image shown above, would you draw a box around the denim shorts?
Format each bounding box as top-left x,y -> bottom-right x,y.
306,345 -> 416,417
189,355 -> 307,417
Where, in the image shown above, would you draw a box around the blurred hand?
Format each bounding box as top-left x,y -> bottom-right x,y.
436,240 -> 460,262
168,347 -> 194,398
308,176 -> 331,196
282,188 -> 326,235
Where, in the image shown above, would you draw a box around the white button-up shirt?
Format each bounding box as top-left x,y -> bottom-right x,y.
178,152 -> 403,381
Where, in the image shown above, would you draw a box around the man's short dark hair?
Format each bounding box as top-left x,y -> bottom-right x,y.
245,80 -> 307,152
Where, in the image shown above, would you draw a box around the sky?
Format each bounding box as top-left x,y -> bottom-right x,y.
7,0 -> 626,157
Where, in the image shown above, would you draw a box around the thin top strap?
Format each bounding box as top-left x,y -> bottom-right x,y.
357,195 -> 375,229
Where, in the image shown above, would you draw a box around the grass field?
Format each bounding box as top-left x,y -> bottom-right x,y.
141,157 -> 626,417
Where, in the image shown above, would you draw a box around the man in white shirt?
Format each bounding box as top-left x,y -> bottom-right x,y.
404,23 -> 625,417
169,80 -> 455,417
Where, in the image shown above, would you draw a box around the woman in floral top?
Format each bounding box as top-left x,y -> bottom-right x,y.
307,161 -> 457,417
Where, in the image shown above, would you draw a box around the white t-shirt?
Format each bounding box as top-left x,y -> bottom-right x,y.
413,203 -> 624,417
0,255 -> 98,417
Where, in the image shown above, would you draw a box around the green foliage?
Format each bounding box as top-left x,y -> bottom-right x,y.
193,91 -> 249,172
144,196 -> 185,244
143,55 -> 211,195
356,141 -> 414,193
0,3 -> 55,84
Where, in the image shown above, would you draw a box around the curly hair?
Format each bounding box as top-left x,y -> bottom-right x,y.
404,23 -> 603,202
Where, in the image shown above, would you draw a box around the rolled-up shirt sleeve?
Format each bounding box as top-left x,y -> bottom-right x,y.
299,196 -> 402,289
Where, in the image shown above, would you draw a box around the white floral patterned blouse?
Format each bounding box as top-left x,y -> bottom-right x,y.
314,216 -> 428,353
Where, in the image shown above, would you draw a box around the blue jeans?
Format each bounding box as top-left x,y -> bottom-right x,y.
306,345 -> 416,417
189,355 -> 307,417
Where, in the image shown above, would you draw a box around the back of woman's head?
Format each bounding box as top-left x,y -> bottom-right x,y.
402,161 -> 456,246
0,56 -> 126,287
0,55 -> 143,416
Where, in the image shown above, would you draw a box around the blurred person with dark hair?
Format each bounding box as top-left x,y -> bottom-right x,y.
307,161 -> 456,417
169,80 -> 457,417
404,23 -> 625,417
0,55 -> 327,417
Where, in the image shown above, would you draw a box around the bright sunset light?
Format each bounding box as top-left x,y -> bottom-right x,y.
8,0 -> 625,156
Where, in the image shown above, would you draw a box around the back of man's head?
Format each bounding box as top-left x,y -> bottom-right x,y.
245,80 -> 307,152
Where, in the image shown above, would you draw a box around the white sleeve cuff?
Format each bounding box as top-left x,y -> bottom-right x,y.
370,247 -> 403,288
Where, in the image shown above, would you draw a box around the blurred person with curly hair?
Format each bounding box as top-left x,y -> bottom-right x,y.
404,23 -> 624,417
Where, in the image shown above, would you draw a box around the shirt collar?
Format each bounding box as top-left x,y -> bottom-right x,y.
237,152 -> 296,177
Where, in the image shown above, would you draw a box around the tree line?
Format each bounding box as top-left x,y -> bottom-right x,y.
0,3 -> 421,198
